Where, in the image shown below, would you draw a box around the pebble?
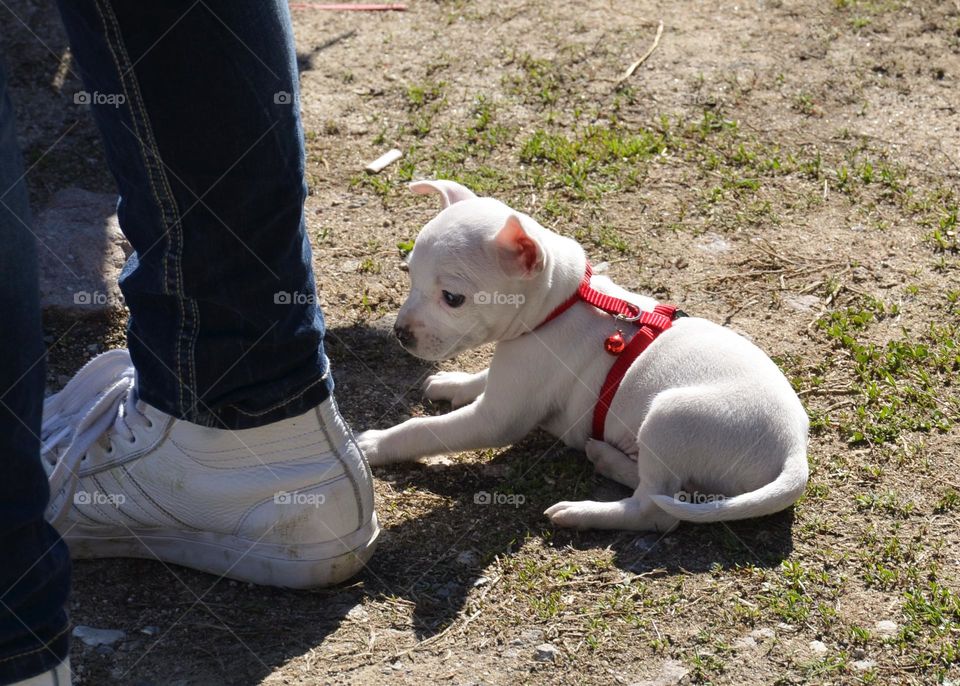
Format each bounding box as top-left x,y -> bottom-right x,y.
809,640 -> 828,655
874,620 -> 898,638
851,659 -> 877,672
750,627 -> 776,641
73,625 -> 125,647
631,534 -> 660,553
533,643 -> 559,662
456,550 -> 479,566
696,233 -> 731,254
346,605 -> 369,622
783,293 -> 820,312
473,576 -> 491,587
632,659 -> 690,685
139,626 -> 159,636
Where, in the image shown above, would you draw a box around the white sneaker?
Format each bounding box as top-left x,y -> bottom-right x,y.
41,350 -> 378,589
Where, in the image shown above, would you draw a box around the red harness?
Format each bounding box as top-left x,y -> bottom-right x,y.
535,262 -> 683,440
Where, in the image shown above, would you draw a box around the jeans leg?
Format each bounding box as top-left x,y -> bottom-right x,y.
55,0 -> 333,430
0,60 -> 71,685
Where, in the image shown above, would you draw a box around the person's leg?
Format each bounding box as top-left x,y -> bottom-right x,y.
0,60 -> 72,685
56,0 -> 331,430
39,0 -> 377,588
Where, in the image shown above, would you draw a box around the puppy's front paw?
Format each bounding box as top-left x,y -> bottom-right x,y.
423,371 -> 479,408
544,501 -> 591,529
356,429 -> 387,466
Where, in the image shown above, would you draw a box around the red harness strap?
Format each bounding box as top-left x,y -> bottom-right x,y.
534,262 -> 681,440
591,303 -> 677,439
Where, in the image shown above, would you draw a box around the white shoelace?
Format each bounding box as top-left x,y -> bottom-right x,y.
41,349 -> 153,527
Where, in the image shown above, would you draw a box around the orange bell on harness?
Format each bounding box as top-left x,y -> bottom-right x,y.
604,329 -> 626,355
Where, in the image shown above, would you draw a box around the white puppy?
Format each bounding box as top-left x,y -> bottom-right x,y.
358,180 -> 809,532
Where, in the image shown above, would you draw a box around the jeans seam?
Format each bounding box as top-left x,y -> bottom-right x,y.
225,368 -> 328,417
93,0 -> 197,417
0,624 -> 69,665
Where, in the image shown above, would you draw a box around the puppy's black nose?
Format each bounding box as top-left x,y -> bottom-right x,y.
393,324 -> 415,347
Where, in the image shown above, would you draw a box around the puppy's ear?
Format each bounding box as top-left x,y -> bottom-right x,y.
409,179 -> 477,209
494,214 -> 544,278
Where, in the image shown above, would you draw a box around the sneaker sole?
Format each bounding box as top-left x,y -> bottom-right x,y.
62,514 -> 380,589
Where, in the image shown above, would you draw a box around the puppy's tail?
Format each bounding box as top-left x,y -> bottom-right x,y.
648,450 -> 808,523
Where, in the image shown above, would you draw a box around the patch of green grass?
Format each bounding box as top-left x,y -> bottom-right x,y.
406,81 -> 445,109
817,297 -> 958,445
506,54 -> 565,107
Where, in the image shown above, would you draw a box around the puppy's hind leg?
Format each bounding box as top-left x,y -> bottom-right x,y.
585,439 -> 639,489
544,490 -> 679,533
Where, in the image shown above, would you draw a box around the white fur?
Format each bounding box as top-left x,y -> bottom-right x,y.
358,180 -> 809,531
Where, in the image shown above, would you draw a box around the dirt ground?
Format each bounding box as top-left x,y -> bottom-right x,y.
4,0 -> 960,684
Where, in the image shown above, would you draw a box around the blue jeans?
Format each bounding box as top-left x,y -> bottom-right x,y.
1,1 -> 333,681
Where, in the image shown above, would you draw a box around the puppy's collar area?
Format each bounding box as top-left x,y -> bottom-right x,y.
536,262 -> 642,328
533,260 -> 688,440
535,261 -> 681,333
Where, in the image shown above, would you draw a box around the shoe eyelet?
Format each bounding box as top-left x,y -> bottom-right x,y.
82,454 -> 87,462
106,443 -> 114,454
129,436 -> 137,445
146,420 -> 155,429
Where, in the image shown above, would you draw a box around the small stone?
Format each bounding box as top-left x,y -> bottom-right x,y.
809,640 -> 828,655
423,455 -> 455,470
851,659 -> 876,672
73,625 -> 126,647
631,534 -> 660,553
346,605 -> 369,622
534,643 -> 558,662
696,233 -> 731,254
733,635 -> 757,650
473,576 -> 491,587
456,550 -> 479,566
783,293 -> 820,312
139,626 -> 159,636
86,343 -> 99,353
390,659 -> 405,671
519,628 -> 543,643
750,627 -> 776,641
633,659 -> 690,685
874,620 -> 898,638
673,257 -> 689,269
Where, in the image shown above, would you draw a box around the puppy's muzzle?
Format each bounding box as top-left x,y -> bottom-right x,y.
393,324 -> 416,348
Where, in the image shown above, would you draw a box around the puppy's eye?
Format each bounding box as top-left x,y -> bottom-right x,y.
442,290 -> 465,308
